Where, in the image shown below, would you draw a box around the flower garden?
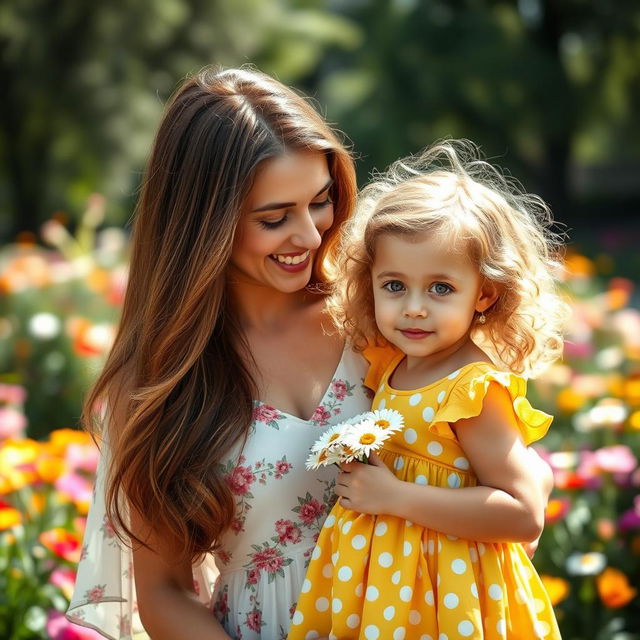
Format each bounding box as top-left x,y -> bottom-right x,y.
1,202 -> 639,638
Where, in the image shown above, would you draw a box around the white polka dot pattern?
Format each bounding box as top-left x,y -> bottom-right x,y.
288,360 -> 560,640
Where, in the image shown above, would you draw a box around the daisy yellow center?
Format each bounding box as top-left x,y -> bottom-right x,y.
375,419 -> 390,428
329,433 -> 340,442
319,451 -> 328,462
359,433 -> 376,445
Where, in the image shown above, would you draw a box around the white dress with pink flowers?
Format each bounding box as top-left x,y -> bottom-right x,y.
66,347 -> 371,640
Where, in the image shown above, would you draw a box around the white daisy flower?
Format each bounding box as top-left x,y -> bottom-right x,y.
565,551 -> 607,576
311,423 -> 350,452
340,420 -> 392,461
306,446 -> 343,470
366,408 -> 404,433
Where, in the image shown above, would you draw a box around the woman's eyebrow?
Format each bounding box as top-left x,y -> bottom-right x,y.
251,178 -> 334,213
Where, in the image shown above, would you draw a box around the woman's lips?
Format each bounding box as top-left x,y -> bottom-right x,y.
399,329 -> 433,340
269,250 -> 311,273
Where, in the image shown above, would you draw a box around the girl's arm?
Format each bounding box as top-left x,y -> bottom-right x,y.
131,505 -> 231,639
336,383 -> 549,543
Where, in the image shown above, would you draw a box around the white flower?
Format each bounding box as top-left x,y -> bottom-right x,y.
306,446 -> 343,470
28,312 -> 61,340
340,420 -> 392,461
366,408 -> 404,433
311,424 -> 350,452
566,552 -> 606,576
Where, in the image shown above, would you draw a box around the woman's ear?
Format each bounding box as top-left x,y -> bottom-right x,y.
476,280 -> 500,313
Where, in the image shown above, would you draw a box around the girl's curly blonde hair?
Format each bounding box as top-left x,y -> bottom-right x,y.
329,139 -> 570,378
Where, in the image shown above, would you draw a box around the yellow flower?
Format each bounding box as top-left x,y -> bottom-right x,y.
540,575 -> 570,606
596,567 -> 637,608
623,378 -> 640,406
629,410 -> 640,430
0,505 -> 22,531
48,428 -> 93,456
0,439 -> 41,492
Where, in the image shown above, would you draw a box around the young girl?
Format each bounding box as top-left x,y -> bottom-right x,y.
289,140 -> 568,639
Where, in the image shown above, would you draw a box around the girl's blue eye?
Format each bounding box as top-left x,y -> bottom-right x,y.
430,282 -> 452,295
259,216 -> 287,229
383,280 -> 405,293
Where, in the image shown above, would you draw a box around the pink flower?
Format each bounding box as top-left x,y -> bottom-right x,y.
594,445 -> 638,474
253,404 -> 281,423
298,498 -> 325,525
274,459 -> 292,479
46,610 -> 104,639
246,568 -> 260,584
84,585 -> 106,604
231,518 -> 244,534
0,407 -> 27,440
217,550 -> 232,565
275,519 -> 302,544
100,515 -> 116,539
55,472 -> 93,505
227,465 -> 255,495
251,546 -> 284,574
618,508 -> 640,532
311,406 -> 331,426
49,567 -> 76,600
331,380 -> 348,400
0,383 -> 27,405
245,609 -> 262,632
65,443 -> 99,474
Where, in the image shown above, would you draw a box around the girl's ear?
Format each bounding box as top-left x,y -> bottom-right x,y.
476,280 -> 501,313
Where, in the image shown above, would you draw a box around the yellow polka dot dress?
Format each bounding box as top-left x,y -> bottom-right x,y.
289,349 -> 561,640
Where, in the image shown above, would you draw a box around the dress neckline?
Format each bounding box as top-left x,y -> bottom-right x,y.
254,345 -> 347,423
383,354 -> 493,394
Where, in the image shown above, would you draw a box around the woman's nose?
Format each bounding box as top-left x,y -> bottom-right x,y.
292,210 -> 323,250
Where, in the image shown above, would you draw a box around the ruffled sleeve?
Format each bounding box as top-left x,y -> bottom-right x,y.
428,365 -> 553,446
362,343 -> 402,392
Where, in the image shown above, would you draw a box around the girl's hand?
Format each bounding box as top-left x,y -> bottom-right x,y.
335,452 -> 400,515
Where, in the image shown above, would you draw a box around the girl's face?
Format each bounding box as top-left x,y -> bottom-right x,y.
371,232 -> 496,365
229,151 -> 334,293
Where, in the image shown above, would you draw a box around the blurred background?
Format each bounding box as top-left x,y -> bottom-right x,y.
1,1 -> 639,638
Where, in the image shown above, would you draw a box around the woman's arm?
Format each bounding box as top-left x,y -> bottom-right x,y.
336,384 -> 549,543
131,508 -> 231,640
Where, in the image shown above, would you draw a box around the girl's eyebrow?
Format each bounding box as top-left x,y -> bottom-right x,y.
375,271 -> 457,281
251,178 -> 334,213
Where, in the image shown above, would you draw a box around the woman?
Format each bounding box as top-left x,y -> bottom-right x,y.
67,67 -> 551,640
67,66 -> 372,640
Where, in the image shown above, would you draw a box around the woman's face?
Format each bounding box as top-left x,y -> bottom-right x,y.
229,151 -> 334,293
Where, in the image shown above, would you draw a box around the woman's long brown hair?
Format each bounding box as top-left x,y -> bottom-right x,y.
82,67 -> 357,563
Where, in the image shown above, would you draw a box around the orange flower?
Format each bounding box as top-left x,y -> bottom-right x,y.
39,527 -> 83,563
564,254 -> 595,279
540,575 -> 570,606
545,498 -> 570,524
48,428 -> 93,456
596,567 -> 637,608
556,388 -> 587,414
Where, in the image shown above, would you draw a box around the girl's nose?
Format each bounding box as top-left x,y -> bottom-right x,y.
292,209 -> 323,250
403,294 -> 428,318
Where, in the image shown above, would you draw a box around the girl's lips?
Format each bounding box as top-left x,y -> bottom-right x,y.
399,329 -> 433,340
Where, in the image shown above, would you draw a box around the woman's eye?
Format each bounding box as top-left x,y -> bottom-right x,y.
310,196 -> 333,210
430,282 -> 452,295
259,216 -> 287,229
383,280 -> 405,293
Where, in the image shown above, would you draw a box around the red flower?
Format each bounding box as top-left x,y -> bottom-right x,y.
245,609 -> 262,632
227,465 -> 255,495
311,406 -> 331,426
275,519 -> 302,544
213,592 -> 229,618
274,459 -> 292,479
331,380 -> 348,400
298,498 -> 325,525
253,404 -> 281,423
251,546 -> 284,574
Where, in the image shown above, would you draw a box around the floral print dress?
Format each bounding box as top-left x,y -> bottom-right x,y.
66,347 -> 371,640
